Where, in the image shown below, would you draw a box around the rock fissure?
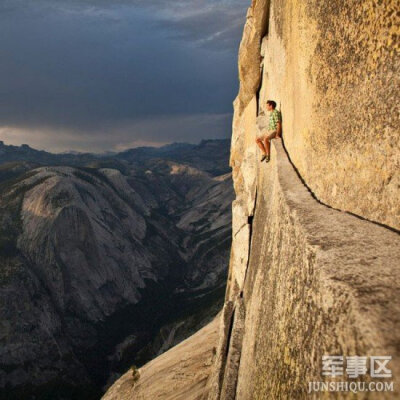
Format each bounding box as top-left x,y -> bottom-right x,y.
240,188 -> 258,297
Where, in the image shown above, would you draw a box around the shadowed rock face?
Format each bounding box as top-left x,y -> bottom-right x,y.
0,147 -> 233,399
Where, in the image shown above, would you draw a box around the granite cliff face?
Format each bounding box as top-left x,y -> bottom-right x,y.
208,1 -> 400,399
234,0 -> 400,230
104,1 -> 399,399
0,141 -> 233,399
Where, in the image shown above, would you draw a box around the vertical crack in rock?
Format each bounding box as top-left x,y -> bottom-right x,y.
255,66 -> 263,115
241,189 -> 258,297
224,311 -> 236,361
236,0 -> 271,116
220,298 -> 246,400
206,301 -> 235,400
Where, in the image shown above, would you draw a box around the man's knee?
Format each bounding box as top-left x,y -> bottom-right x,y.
255,137 -> 263,143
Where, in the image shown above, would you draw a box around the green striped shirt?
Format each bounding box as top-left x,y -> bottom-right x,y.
269,109 -> 281,130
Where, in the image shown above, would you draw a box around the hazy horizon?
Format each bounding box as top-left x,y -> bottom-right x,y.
0,135 -> 230,155
0,0 -> 248,153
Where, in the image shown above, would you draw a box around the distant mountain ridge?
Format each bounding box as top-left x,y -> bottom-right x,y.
0,139 -> 230,176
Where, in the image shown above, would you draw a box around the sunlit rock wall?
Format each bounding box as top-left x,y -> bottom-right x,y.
261,0 -> 399,230
207,0 -> 400,399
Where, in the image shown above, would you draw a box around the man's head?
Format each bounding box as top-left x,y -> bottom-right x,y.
266,100 -> 276,111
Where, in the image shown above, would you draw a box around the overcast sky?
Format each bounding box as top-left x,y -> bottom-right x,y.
0,0 -> 248,152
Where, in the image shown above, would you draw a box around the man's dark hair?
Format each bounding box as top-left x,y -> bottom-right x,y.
267,100 -> 276,109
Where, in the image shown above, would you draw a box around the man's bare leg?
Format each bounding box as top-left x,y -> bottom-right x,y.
264,137 -> 270,157
263,132 -> 276,162
264,136 -> 271,162
256,137 -> 267,154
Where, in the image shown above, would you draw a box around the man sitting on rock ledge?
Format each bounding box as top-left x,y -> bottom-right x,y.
255,100 -> 282,162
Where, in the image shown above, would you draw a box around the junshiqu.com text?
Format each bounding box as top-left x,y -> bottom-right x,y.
308,381 -> 394,393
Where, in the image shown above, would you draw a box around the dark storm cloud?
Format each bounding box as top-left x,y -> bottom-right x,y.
40,0 -> 248,49
134,0 -> 247,50
0,0 -> 248,152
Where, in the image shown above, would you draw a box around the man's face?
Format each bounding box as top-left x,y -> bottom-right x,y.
266,103 -> 273,111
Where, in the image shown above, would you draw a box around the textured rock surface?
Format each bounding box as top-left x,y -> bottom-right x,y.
262,0 -> 399,230
236,0 -> 400,230
102,316 -> 219,400
214,140 -> 400,399
206,0 -> 400,399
